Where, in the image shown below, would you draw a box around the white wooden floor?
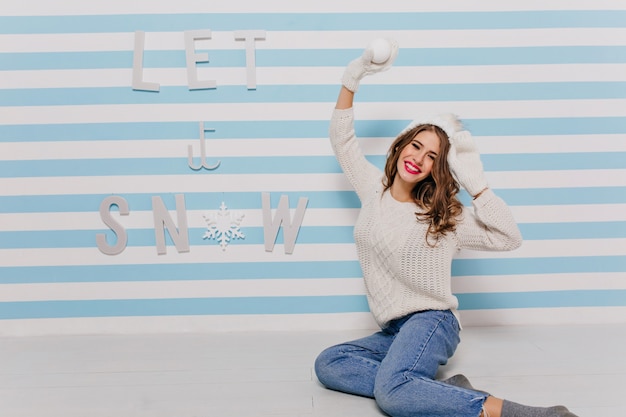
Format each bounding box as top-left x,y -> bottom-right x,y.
0,323 -> 624,417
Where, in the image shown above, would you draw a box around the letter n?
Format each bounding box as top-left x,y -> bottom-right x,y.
152,194 -> 190,255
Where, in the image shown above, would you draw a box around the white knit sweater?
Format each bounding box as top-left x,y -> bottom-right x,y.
330,108 -> 523,328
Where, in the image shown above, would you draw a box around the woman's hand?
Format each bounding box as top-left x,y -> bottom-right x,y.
341,38 -> 399,93
447,130 -> 489,198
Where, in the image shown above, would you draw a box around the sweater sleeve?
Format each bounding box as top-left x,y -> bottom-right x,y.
454,189 -> 523,252
329,108 -> 384,200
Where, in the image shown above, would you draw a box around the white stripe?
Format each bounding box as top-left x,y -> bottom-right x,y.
3,64 -> 626,89
0,174 -> 351,195
4,100 -> 626,125
472,134 -> 626,155
458,306 -> 626,327
2,64 -> 626,90
0,208 -> 361,231
3,28 -> 626,53
2,170 -> 625,196
388,64 -> 626,84
509,204 -> 626,223
2,0 -> 624,16
360,100 -> 626,122
1,238 -> 624,267
0,244 -> 360,267
485,170 -> 626,189
0,307 -> 623,337
0,272 -> 621,302
0,138 -> 336,160
2,204 -> 624,232
2,134 -> 626,161
0,278 -> 367,302
452,272 -> 626,294
0,313 -> 380,337
457,238 -> 626,259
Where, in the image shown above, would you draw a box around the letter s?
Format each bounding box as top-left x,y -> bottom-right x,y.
96,196 -> 129,255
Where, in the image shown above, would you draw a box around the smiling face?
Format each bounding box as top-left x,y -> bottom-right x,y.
393,129 -> 441,195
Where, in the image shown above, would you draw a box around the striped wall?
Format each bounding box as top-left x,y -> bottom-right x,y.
1,0 -> 625,335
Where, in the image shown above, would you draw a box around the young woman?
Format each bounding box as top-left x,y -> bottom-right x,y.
314,40 -> 579,417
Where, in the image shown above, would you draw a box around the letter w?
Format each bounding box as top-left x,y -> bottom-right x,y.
262,192 -> 308,254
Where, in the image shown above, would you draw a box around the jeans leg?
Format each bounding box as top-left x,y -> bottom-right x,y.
314,330 -> 394,398
374,310 -> 486,417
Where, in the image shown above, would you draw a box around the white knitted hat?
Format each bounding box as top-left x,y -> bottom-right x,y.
399,113 -> 462,141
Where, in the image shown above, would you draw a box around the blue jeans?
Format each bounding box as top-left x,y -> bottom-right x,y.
314,310 -> 487,417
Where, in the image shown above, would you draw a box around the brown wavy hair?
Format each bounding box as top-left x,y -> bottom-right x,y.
383,124 -> 463,243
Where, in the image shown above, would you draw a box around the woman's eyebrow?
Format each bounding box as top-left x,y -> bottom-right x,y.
413,139 -> 438,156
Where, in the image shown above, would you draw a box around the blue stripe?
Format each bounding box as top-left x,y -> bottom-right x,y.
0,290 -> 621,320
0,226 -> 356,249
0,295 -> 370,320
466,117 -> 626,136
1,221 -> 623,250
364,82 -> 626,101
0,191 -> 361,213
0,261 -> 363,284
2,151 -> 625,178
458,289 -> 626,310
1,51 -> 137,70
3,46 -> 626,71
1,11 -> 624,34
452,256 -> 626,276
0,256 -> 623,285
519,222 -> 626,240
0,156 -> 345,177
398,46 -> 626,66
0,121 -> 332,141
3,82 -> 626,106
2,118 -> 626,143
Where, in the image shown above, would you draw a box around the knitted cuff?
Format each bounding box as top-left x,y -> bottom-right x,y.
341,69 -> 361,93
463,175 -> 489,198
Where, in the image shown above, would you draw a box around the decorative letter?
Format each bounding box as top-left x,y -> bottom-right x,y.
262,192 -> 308,254
184,30 -> 216,90
132,31 -> 160,92
234,30 -> 266,90
188,122 -> 221,170
96,196 -> 129,255
152,194 -> 190,255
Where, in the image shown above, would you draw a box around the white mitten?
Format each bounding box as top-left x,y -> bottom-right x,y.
341,38 -> 399,93
447,130 -> 488,197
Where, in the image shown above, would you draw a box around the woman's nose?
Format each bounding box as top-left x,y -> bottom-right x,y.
413,152 -> 426,165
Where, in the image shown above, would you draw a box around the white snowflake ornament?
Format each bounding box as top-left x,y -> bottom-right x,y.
202,201 -> 245,250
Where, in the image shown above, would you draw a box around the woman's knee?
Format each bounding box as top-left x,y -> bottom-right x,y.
314,343 -> 380,398
313,345 -> 341,386
374,379 -> 407,416
373,375 -> 431,417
